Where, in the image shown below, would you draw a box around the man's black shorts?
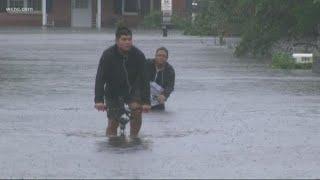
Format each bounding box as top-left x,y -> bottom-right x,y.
105,93 -> 141,120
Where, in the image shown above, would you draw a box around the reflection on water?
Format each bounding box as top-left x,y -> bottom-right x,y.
65,130 -> 105,138
64,130 -> 152,153
96,137 -> 152,153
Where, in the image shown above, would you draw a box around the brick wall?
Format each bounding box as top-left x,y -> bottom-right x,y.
172,0 -> 188,16
0,0 -> 189,27
0,12 -> 41,26
0,0 -> 71,27
101,0 -> 114,27
48,0 -> 71,27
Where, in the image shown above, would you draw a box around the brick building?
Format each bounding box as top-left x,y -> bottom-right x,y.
0,0 -> 191,27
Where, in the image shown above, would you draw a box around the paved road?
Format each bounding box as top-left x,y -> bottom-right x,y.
0,28 -> 320,178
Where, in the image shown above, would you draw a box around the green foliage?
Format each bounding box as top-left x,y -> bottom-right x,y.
294,63 -> 313,69
171,14 -> 191,30
142,11 -> 162,28
271,52 -> 312,69
185,0 -> 320,57
185,0 -> 251,36
271,52 -> 295,69
184,12 -> 216,35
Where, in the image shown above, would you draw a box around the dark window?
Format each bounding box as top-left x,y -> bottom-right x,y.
140,0 -> 149,15
124,0 -> 138,13
0,0 -> 8,12
27,0 -> 41,11
114,0 -> 122,15
9,0 -> 24,8
46,0 -> 53,13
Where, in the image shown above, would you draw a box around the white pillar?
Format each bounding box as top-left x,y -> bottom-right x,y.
42,0 -> 47,26
96,0 -> 101,29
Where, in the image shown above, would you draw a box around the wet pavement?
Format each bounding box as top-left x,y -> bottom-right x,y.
0,28 -> 320,178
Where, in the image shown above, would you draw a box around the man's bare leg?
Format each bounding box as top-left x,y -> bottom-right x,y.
129,102 -> 142,137
106,118 -> 119,137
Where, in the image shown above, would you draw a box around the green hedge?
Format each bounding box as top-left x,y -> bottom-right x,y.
141,11 -> 162,28
271,53 -> 295,69
271,52 -> 312,69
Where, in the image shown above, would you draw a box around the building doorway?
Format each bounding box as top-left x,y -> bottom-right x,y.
71,0 -> 91,27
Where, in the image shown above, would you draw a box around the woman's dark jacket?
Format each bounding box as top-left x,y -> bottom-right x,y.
146,59 -> 175,99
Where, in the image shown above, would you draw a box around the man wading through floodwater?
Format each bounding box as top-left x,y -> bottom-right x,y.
94,27 -> 151,137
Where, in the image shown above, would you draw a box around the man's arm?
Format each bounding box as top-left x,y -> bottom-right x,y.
94,52 -> 108,104
145,58 -> 153,82
139,53 -> 151,105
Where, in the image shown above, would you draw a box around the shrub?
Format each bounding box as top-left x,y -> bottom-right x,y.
271,52 -> 295,69
171,14 -> 191,30
272,52 -> 313,69
142,11 -> 162,28
294,63 -> 313,69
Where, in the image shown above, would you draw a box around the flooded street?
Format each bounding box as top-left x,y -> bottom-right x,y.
0,28 -> 320,178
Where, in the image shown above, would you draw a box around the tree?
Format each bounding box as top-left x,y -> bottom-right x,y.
185,0 -> 320,57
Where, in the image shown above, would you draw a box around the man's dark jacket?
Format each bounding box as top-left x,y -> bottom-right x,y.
95,45 -> 150,104
146,59 -> 175,99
